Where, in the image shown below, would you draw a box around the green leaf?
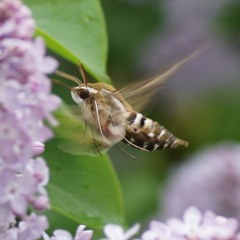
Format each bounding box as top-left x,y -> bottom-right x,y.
44,140 -> 125,229
24,0 -> 110,83
42,103 -> 125,228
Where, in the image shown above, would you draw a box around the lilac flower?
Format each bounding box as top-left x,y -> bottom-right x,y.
0,158 -> 49,215
43,225 -> 93,240
0,0 -> 35,39
0,203 -> 15,232
200,211 -> 238,239
25,157 -> 50,211
75,225 -> 93,240
167,207 -> 203,238
142,207 -> 239,240
17,213 -> 49,240
142,221 -> 172,240
0,168 -> 35,215
0,0 -> 60,238
160,142 -> 240,221
43,230 -> 73,240
33,141 -> 45,156
103,223 -> 140,240
0,213 -> 48,240
0,110 -> 32,171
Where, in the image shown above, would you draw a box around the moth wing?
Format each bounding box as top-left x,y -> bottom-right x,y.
118,48 -> 206,112
53,104 -> 110,156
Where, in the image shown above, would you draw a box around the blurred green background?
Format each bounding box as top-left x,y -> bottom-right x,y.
45,0 -> 240,233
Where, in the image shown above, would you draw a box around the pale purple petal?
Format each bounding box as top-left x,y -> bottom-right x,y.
211,216 -> 238,239
183,206 -> 202,228
42,232 -> 51,240
104,224 -> 124,240
148,206 -> 240,240
103,224 -> 140,240
33,38 -> 58,74
0,227 -> 18,240
124,223 -> 140,240
0,203 -> 15,231
33,141 -> 45,156
18,213 -> 48,240
167,219 -> 186,236
0,80 -> 22,111
51,229 -> 73,240
74,225 -> 93,240
0,0 -> 35,39
28,194 -> 50,211
142,221 -> 173,240
0,110 -> 32,171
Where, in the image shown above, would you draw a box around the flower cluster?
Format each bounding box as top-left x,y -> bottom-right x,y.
43,225 -> 93,240
161,142 -> 240,221
43,223 -> 139,240
43,207 -> 240,240
142,207 -> 240,240
0,0 -> 60,238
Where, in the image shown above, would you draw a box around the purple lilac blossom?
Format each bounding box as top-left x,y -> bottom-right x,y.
160,142 -> 240,221
33,141 -> 45,156
75,225 -> 93,240
0,0 -> 35,39
142,207 -> 240,240
0,213 -> 48,240
42,225 -> 93,240
0,0 -> 60,238
103,223 -> 140,240
41,208 -> 240,240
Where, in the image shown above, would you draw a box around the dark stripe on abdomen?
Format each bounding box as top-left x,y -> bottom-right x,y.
124,111 -> 188,151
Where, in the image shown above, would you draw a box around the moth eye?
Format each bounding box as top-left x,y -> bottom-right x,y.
78,89 -> 89,100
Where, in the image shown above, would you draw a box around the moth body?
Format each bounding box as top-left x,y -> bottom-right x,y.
71,83 -> 127,145
71,82 -> 188,151
55,49 -> 208,154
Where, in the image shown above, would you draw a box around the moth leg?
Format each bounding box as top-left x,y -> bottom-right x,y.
118,133 -> 149,152
107,116 -> 148,152
115,144 -> 137,159
93,99 -> 106,139
90,126 -> 102,156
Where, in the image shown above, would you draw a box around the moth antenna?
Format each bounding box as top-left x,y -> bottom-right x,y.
55,70 -> 83,85
78,64 -> 88,87
52,79 -> 72,90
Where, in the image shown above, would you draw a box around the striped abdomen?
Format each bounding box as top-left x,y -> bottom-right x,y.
124,112 -> 188,151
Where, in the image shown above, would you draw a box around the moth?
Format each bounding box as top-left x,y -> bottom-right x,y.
54,50 -> 202,155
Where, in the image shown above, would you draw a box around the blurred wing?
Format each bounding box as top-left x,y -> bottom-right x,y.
53,104 -> 110,156
118,47 -> 207,112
